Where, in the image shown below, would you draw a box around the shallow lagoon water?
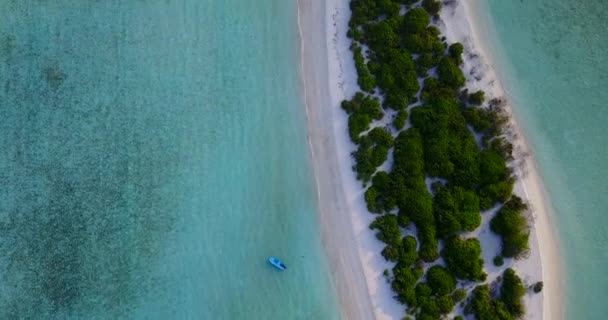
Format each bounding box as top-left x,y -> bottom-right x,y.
480,1 -> 608,318
0,1 -> 338,319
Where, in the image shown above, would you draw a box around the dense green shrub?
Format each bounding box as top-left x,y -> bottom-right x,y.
403,26 -> 444,55
532,281 -> 543,293
370,214 -> 401,246
352,127 -> 394,182
400,236 -> 419,266
426,265 -> 456,296
433,185 -> 481,238
452,289 -> 467,302
489,137 -> 514,161
436,295 -> 455,314
442,237 -> 485,281
348,113 -> 372,142
403,8 -> 431,35
500,268 -> 526,318
417,226 -> 439,262
493,255 -> 505,267
372,48 -> 419,110
420,77 -> 458,103
490,196 -> 530,258
469,90 -> 486,105
352,44 -> 376,92
342,93 -> 383,142
449,43 -> 464,64
438,57 -> 466,89
364,186 -> 380,213
466,269 -> 526,319
394,110 -> 408,130
382,243 -> 402,261
392,265 -> 424,305
416,52 -> 439,76
365,20 -> 400,49
391,129 -> 439,262
367,171 -> 398,213
467,285 -> 513,320
341,92 -> 383,118
422,0 -> 442,17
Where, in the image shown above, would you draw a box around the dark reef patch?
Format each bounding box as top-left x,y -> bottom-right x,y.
0,47 -> 182,319
44,63 -> 67,89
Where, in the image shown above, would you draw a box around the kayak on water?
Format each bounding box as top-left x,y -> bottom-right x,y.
268,256 -> 287,271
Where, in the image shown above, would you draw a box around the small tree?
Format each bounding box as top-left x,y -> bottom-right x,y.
532,281 -> 544,293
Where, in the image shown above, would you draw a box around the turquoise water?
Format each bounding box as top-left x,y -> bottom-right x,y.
0,1 -> 339,319
479,1 -> 608,318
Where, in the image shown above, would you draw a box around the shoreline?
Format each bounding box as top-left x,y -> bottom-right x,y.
438,1 -> 564,319
297,0 -> 404,318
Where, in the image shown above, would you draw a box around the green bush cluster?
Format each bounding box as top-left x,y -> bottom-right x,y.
352,43 -> 376,92
493,255 -> 505,267
469,90 -> 486,105
466,268 -> 526,320
490,196 -> 530,259
426,265 -> 456,296
433,184 -> 481,238
341,92 -> 383,142
344,1 -> 530,319
409,100 -> 514,210
441,237 -> 486,281
438,57 -> 466,89
353,127 -> 394,182
461,104 -> 509,145
393,110 -> 408,130
422,0 -> 442,17
500,268 -> 526,318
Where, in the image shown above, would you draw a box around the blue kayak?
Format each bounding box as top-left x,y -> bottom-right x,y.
268,256 -> 287,271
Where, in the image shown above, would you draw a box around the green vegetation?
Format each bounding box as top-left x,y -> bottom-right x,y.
469,90 -> 486,105
370,214 -> 400,246
393,110 -> 408,130
466,268 -> 526,320
467,285 -> 512,320
422,0 -> 442,17
433,184 -> 481,238
352,44 -> 376,92
490,196 -> 530,259
342,92 -> 383,142
532,281 -> 544,293
438,57 -> 466,89
442,237 -> 486,281
426,265 -> 455,296
449,43 -> 464,64
452,289 -> 467,302
344,1 -> 530,319
493,255 -> 505,267
500,268 -> 526,318
353,127 -> 394,182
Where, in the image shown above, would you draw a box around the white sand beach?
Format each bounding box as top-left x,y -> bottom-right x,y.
298,0 -> 402,318
298,0 -> 564,319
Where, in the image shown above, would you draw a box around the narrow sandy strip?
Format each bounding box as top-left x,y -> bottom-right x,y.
297,0 -> 378,319
439,1 -> 565,319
